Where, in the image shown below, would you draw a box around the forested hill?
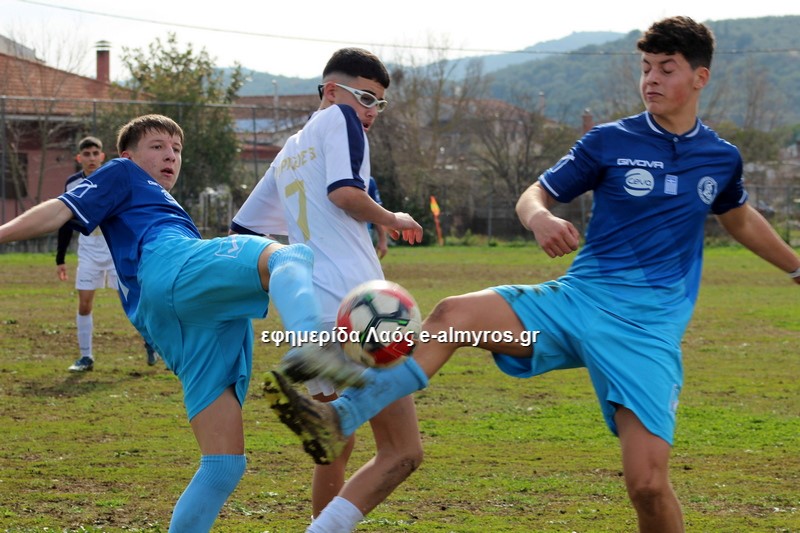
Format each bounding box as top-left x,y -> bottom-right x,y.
236,16 -> 800,129
486,15 -> 800,128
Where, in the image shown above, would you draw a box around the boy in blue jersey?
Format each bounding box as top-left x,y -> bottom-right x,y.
264,17 -> 800,532
0,114 -> 361,532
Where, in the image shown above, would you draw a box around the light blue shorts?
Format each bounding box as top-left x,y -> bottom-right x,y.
135,234 -> 274,420
491,278 -> 684,445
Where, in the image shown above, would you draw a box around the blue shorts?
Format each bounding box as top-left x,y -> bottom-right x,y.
491,278 -> 684,444
135,234 -> 274,420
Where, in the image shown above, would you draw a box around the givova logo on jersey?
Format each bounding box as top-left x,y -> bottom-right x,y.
623,168 -> 655,197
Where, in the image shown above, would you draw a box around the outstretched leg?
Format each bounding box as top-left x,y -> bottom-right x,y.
265,289 -> 530,463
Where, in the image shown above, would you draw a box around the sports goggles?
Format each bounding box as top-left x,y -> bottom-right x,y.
318,83 -> 388,112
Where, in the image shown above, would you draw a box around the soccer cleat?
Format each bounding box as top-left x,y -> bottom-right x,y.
263,370 -> 347,465
278,342 -> 367,389
145,342 -> 159,366
68,356 -> 94,372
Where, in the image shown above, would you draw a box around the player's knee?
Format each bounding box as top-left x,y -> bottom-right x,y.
378,439 -> 423,475
384,449 -> 423,481
405,444 -> 424,472
398,446 -> 423,477
625,473 -> 670,514
427,296 -> 456,323
427,295 -> 475,330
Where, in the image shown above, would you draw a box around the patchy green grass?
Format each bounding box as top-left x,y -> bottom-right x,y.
0,245 -> 798,532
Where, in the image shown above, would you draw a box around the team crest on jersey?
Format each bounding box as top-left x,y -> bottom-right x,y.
65,180 -> 98,198
623,168 -> 655,197
697,177 -> 718,205
216,235 -> 243,258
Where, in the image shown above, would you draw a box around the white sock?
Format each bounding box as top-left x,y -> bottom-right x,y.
76,313 -> 93,358
306,496 -> 364,533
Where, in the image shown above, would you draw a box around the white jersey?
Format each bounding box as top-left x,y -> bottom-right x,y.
233,105 -> 383,321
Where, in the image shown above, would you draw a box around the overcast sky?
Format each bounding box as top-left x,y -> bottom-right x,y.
3,0 -> 799,81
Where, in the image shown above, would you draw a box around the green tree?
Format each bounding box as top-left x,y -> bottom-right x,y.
100,33 -> 245,204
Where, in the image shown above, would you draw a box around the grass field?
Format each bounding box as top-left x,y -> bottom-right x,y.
0,245 -> 798,532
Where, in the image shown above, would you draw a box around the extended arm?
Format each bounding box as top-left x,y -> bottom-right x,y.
716,204 -> 800,284
516,181 -> 581,258
0,199 -> 75,245
328,186 -> 422,244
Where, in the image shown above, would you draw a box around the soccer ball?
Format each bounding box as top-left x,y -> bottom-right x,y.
335,280 -> 421,367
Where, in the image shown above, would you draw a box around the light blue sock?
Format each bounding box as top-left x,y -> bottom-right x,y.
333,357 -> 429,436
267,244 -> 322,333
169,454 -> 246,533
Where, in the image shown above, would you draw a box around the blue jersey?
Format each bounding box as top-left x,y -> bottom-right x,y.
539,112 -> 746,324
58,158 -> 201,317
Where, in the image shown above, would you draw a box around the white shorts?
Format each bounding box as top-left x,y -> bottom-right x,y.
75,260 -> 118,291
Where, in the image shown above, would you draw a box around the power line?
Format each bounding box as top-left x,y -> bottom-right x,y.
17,0 -> 800,57
18,0 -> 529,55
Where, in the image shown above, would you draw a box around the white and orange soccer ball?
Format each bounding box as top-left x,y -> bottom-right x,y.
335,280 -> 421,367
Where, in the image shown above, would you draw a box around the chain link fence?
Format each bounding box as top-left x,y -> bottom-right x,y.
2,95 -> 798,253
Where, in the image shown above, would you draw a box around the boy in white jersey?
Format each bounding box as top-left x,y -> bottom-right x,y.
0,114 -> 364,531
232,48 -> 424,533
56,136 -> 158,371
265,18 -> 800,533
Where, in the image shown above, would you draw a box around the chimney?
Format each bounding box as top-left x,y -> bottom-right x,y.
582,108 -> 594,134
96,40 -> 111,83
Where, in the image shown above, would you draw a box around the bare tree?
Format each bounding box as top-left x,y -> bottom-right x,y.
369,37 -> 490,237
468,92 -> 579,237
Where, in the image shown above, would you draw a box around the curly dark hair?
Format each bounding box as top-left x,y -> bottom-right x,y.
637,16 -> 715,70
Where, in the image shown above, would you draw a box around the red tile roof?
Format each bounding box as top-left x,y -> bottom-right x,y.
0,52 -> 135,115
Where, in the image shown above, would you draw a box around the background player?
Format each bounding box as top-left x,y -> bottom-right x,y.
56,136 -> 158,371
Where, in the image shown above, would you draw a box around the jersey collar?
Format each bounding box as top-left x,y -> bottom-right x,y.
644,112 -> 702,139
